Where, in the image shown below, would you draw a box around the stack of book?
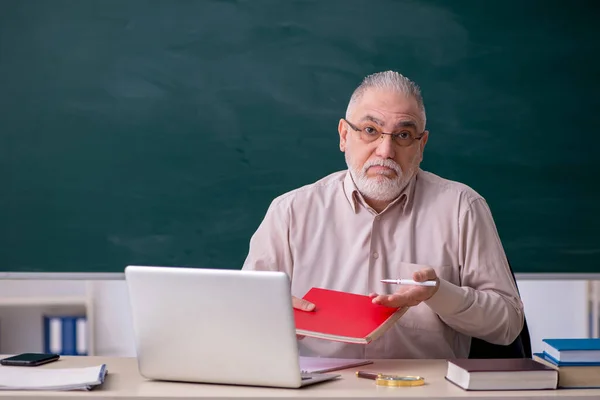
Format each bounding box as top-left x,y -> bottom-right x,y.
533,338 -> 600,388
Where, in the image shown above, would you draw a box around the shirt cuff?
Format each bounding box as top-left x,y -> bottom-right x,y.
424,278 -> 470,316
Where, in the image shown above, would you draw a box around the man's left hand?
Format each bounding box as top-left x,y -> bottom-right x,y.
370,268 -> 440,308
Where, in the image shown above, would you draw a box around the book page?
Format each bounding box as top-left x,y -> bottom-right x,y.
299,356 -> 372,373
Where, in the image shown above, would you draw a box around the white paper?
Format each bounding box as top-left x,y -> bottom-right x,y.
299,356 -> 372,374
0,364 -> 107,391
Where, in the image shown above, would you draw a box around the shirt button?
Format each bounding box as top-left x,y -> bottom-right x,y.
373,252 -> 379,259
375,216 -> 381,221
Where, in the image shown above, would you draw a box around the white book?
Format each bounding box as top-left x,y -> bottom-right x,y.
0,364 -> 107,391
299,356 -> 372,374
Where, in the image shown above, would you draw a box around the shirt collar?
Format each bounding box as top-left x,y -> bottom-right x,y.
342,169 -> 418,214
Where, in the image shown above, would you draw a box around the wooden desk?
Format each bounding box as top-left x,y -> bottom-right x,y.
2,356 -> 600,399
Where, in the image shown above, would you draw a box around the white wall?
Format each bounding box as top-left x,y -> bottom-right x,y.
0,279 -> 592,357
91,281 -> 137,357
516,280 -> 589,354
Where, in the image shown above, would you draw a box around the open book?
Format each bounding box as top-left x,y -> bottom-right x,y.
293,287 -> 407,344
0,364 -> 107,391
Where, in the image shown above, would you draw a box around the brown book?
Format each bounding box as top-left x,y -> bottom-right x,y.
445,358 -> 558,391
533,353 -> 600,388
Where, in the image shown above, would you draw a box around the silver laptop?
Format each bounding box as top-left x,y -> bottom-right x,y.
124,265 -> 340,388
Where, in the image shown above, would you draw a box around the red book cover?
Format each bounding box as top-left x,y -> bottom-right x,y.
293,287 -> 407,344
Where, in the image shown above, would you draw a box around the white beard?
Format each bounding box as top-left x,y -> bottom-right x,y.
346,153 -> 418,202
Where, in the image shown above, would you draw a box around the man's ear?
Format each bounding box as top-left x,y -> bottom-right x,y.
338,119 -> 348,152
421,130 -> 429,149
419,130 -> 429,162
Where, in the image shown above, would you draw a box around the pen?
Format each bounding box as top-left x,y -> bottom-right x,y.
356,371 -> 381,380
380,279 -> 437,287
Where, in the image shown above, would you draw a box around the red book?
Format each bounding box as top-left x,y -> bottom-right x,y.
293,287 -> 407,344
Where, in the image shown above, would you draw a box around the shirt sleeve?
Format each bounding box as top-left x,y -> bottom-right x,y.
241,198 -> 293,277
424,198 -> 525,345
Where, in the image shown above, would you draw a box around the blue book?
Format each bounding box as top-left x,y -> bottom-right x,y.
542,338 -> 600,363
534,352 -> 600,367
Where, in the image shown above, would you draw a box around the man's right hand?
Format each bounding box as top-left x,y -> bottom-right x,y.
292,296 -> 315,340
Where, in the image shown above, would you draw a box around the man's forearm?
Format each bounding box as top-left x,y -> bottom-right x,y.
424,279 -> 524,345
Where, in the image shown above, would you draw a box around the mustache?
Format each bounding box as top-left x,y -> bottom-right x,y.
362,159 -> 402,175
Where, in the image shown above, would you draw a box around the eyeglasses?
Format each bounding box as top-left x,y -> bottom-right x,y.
342,118 -> 425,147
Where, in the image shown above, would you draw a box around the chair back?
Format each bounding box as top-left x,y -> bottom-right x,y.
468,261 -> 532,359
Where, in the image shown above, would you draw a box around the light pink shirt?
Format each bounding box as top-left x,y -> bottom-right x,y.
242,169 -> 524,359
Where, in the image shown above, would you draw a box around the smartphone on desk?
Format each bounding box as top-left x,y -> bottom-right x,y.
0,353 -> 60,366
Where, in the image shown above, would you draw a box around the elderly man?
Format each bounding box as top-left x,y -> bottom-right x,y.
242,71 -> 524,359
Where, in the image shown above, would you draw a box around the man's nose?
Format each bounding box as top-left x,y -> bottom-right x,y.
375,135 -> 396,159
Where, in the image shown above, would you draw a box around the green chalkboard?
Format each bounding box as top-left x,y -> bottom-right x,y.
1,0 -> 598,274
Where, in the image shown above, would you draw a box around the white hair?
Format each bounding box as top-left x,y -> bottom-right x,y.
345,71 -> 426,129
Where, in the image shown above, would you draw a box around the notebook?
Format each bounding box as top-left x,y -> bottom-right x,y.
0,364 -> 107,391
294,287 -> 407,344
445,358 -> 557,391
299,357 -> 372,373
